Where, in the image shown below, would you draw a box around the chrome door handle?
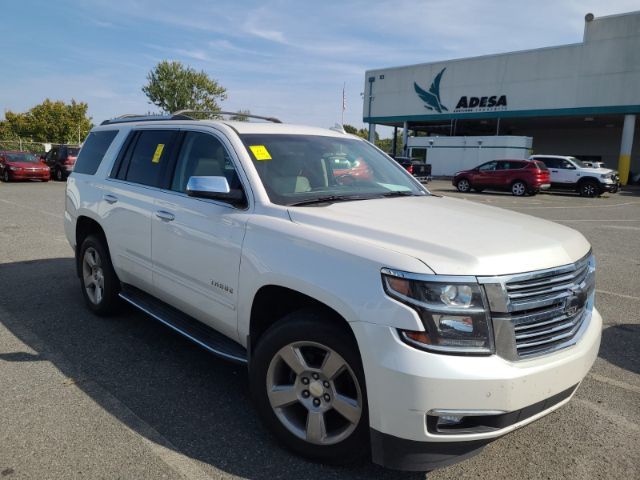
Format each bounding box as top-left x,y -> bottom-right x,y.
103,194 -> 118,204
551,170 -> 558,172
155,210 -> 175,222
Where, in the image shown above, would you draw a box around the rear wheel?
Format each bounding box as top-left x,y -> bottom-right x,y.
511,181 -> 527,196
250,311 -> 368,465
79,235 -> 120,315
456,178 -> 471,193
579,180 -> 599,197
55,167 -> 64,181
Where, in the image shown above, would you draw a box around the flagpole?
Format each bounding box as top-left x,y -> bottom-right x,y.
341,82 -> 345,125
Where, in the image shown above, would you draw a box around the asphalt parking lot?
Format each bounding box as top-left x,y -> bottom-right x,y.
0,180 -> 638,479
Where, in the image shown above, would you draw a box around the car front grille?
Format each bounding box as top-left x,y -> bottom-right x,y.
480,252 -> 595,360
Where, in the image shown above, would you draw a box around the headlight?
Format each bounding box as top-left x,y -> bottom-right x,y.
382,269 -> 494,355
9,166 -> 21,171
600,173 -> 612,180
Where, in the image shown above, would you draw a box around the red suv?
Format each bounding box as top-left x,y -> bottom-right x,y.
44,144 -> 81,181
453,159 -> 550,196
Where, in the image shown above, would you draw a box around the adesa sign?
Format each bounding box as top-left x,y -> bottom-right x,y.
414,68 -> 508,114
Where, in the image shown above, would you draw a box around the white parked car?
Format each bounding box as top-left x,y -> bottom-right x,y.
529,155 -> 619,196
65,113 -> 602,471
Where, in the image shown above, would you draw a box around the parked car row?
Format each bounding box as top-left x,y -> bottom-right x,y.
0,151 -> 50,182
453,155 -> 620,197
0,144 -> 80,183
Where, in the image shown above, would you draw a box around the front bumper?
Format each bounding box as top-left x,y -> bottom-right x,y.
601,181 -> 619,193
6,170 -> 50,180
351,307 -> 602,470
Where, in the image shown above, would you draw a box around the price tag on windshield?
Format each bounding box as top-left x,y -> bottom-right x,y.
249,145 -> 272,161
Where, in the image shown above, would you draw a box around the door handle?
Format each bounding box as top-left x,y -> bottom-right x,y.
155,210 -> 175,222
103,194 -> 118,204
551,170 -> 558,173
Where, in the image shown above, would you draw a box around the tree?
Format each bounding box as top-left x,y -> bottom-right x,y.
2,99 -> 92,144
343,124 -> 374,141
230,109 -> 251,122
142,61 -> 227,114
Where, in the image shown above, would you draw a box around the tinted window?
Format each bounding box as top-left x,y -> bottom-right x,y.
478,161 -> 497,171
124,130 -> 177,187
534,161 -> 548,170
74,131 -> 118,175
171,131 -> 240,193
536,157 -> 558,168
498,161 -> 526,170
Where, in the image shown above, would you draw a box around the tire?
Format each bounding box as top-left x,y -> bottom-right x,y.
250,310 -> 368,465
78,234 -> 121,316
579,180 -> 600,197
456,178 -> 471,193
2,171 -> 9,182
55,168 -> 64,181
511,181 -> 527,196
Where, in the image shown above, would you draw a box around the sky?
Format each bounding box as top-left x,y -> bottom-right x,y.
1,0 -> 639,136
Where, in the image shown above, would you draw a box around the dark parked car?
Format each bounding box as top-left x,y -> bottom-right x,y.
453,159 -> 550,196
393,156 -> 431,182
0,151 -> 50,182
44,144 -> 81,181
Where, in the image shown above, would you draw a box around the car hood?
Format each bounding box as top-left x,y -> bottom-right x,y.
287,195 -> 590,276
6,162 -> 48,169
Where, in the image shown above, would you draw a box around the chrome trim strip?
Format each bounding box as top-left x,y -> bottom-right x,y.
381,268 -> 476,284
118,292 -> 248,364
427,409 -> 507,417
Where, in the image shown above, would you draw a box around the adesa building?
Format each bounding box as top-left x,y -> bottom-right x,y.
362,11 -> 640,184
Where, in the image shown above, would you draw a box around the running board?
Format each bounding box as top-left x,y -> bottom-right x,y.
119,285 -> 248,365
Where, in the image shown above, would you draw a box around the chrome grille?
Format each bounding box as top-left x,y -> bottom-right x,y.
481,253 -> 595,360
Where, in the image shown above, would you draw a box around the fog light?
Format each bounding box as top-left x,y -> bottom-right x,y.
438,415 -> 465,426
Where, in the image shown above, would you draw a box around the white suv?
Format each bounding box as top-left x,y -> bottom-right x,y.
529,155 -> 620,196
65,113 -> 602,471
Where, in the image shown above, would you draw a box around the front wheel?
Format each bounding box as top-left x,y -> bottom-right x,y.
55,167 -> 64,181
250,311 -> 368,465
579,180 -> 600,197
456,178 -> 471,193
511,181 -> 527,196
2,171 -> 9,182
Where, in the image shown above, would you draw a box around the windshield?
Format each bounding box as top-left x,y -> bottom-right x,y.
4,153 -> 38,163
240,134 -> 427,206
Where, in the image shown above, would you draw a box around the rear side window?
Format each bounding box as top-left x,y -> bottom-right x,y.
123,130 -> 178,188
534,161 -> 548,170
74,131 -> 118,175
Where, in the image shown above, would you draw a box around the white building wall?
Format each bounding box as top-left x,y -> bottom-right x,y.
407,136 -> 532,176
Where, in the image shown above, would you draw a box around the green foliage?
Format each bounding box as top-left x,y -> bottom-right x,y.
230,109 -> 251,122
1,99 -> 92,144
142,60 -> 227,114
342,124 -> 403,154
342,124 -> 374,141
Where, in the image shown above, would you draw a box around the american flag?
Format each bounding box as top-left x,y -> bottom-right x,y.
341,82 -> 346,124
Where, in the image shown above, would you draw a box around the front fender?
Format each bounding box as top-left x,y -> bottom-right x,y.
237,215 -> 428,341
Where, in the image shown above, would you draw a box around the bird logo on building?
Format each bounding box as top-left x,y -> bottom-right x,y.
414,68 -> 448,113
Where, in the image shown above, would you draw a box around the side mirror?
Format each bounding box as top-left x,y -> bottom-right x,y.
186,176 -> 246,207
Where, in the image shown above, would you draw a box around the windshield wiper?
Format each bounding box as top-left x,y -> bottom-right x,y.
380,191 -> 418,197
290,195 -> 368,206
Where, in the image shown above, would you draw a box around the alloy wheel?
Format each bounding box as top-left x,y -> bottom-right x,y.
82,247 -> 105,304
457,179 -> 470,192
512,182 -> 526,196
266,341 -> 363,446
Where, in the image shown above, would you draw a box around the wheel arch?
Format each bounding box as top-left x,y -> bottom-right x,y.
75,216 -> 109,277
248,284 -> 357,355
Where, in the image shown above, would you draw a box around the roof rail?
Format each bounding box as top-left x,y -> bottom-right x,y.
171,110 -> 282,123
100,114 -> 183,126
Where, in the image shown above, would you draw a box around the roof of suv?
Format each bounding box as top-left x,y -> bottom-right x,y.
96,118 -> 353,139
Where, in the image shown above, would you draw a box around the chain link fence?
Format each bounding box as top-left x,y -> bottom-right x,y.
0,140 -> 53,154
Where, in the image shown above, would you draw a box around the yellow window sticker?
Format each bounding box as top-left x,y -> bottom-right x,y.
152,144 -> 165,163
249,145 -> 272,161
